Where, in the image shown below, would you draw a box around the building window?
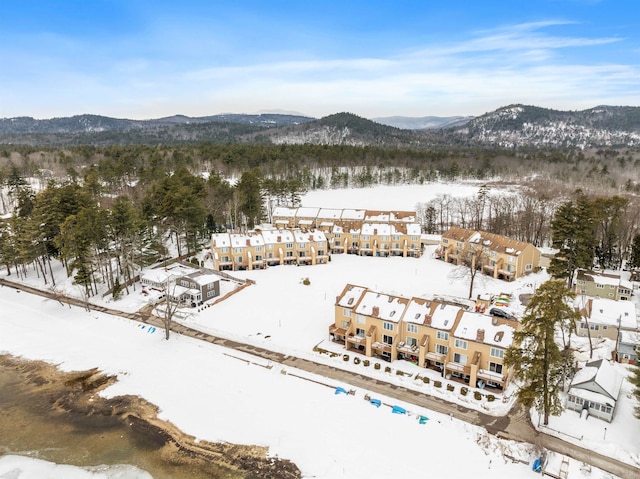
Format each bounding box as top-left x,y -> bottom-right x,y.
356,328 -> 366,337
255,246 -> 263,252
596,284 -> 605,289
286,243 -> 293,249
490,347 -> 504,359
356,314 -> 366,324
236,256 -> 243,263
453,353 -> 467,365
393,235 -> 400,240
436,344 -> 448,355
489,362 -> 503,374
299,243 -> 307,248
525,264 -> 533,271
352,234 -> 359,239
233,247 -> 243,254
267,244 -> 273,250
407,323 -> 418,333
285,251 -> 293,257
221,247 -> 229,253
383,334 -> 393,345
454,339 -> 468,350
207,290 -> 216,298
383,322 -> 394,331
343,308 -> 352,317
362,235 -> 370,240
437,331 -> 449,341
443,238 -> 449,244
411,236 -> 419,241
406,336 -> 418,347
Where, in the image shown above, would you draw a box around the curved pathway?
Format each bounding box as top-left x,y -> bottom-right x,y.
1,277 -> 637,479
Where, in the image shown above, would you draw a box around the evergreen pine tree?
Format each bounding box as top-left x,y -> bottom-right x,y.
505,280 -> 580,425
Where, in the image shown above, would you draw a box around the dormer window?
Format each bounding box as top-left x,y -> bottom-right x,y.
348,298 -> 354,305
415,313 -> 421,320
390,310 -> 396,317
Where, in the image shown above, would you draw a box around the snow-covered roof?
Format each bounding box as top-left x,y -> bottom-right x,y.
430,304 -> 461,330
336,285 -> 367,308
317,208 -> 342,220
570,359 -> 623,402
332,225 -> 344,234
390,212 -> 416,222
211,233 -> 231,248
361,223 -> 391,236
618,329 -> 640,345
261,229 -> 295,244
406,224 -> 421,236
229,233 -> 264,247
579,298 -> 637,329
298,219 -> 313,225
355,291 -> 408,323
272,206 -> 297,218
341,209 -> 366,220
454,311 -> 515,348
296,207 -> 319,217
365,213 -> 390,222
403,298 -> 434,325
186,272 -> 219,286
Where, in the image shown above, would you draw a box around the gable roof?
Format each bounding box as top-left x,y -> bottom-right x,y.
336,284 -> 368,308
453,312 -> 515,348
355,291 -> 409,323
576,297 -> 637,329
570,359 -> 623,402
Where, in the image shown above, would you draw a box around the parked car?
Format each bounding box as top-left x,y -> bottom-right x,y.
489,307 -> 514,319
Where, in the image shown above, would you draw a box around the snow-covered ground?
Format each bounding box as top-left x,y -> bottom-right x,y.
1,182 -> 639,478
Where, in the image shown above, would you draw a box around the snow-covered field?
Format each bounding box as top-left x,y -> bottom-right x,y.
1,182 -> 639,479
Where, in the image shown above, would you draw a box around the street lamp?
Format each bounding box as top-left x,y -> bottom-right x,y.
603,427 -> 607,440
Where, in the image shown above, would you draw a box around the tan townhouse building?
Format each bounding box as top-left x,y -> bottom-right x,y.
295,206 -> 320,229
329,284 -> 518,390
293,229 -> 329,265
574,269 -> 633,301
445,312 -> 516,389
261,229 -> 297,266
212,229 -> 328,271
272,206 -> 297,228
438,226 -> 540,281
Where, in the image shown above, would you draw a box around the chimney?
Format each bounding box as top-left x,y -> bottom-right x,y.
372,306 -> 380,317
424,315 -> 432,326
476,329 -> 485,342
277,236 -> 281,242
374,228 -> 378,235
246,239 -> 251,246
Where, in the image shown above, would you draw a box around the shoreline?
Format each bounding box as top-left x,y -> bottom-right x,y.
0,353 -> 300,479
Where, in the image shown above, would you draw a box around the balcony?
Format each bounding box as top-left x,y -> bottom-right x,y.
329,324 -> 347,336
445,361 -> 470,376
346,334 -> 366,348
372,341 -> 392,354
425,351 -> 446,363
397,341 -> 420,355
477,369 -> 506,385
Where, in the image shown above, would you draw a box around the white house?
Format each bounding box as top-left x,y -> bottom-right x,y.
566,359 -> 623,423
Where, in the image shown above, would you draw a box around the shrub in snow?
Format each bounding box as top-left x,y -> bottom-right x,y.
302,277 -> 311,285
353,357 -> 361,365
422,377 -> 430,384
343,354 -> 349,361
461,386 -> 468,396
385,366 -> 392,373
363,360 -> 370,367
374,363 -> 381,370
487,394 -> 495,402
474,391 -> 482,400
447,384 -> 455,392
434,381 -> 442,388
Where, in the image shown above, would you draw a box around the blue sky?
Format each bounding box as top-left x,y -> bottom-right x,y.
1,0 -> 638,119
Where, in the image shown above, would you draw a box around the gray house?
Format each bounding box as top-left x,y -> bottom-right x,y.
170,270 -> 221,307
566,359 -> 623,423
616,330 -> 640,365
